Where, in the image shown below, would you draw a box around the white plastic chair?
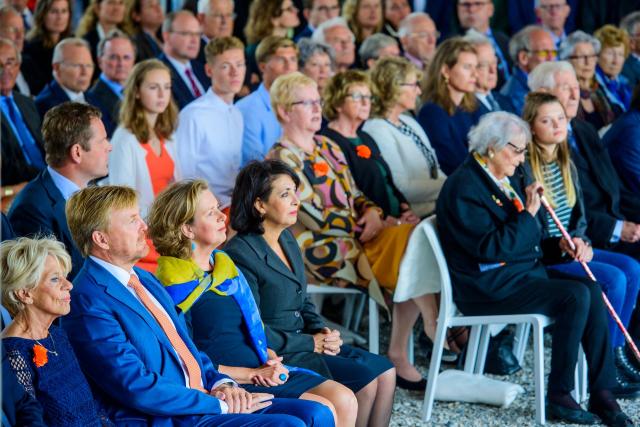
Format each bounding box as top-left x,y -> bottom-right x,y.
421,216 -> 585,424
306,284 -> 379,354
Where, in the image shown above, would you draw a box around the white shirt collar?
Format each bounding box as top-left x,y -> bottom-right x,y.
165,54 -> 190,73
60,85 -> 86,103
90,255 -> 136,286
97,23 -> 106,40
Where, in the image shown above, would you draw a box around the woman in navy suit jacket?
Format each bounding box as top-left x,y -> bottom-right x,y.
225,160 -> 396,427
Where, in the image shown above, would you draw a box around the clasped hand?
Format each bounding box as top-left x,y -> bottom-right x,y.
559,236 -> 593,263
250,357 -> 289,387
313,327 -> 343,355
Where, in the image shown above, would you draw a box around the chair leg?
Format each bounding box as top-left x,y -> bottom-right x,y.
514,323 -> 531,366
422,318 -> 449,421
533,320 -> 546,425
351,294 -> 367,331
572,346 -> 587,403
368,297 -> 379,354
475,325 -> 492,374
408,332 -> 415,365
464,325 -> 482,373
342,295 -> 355,328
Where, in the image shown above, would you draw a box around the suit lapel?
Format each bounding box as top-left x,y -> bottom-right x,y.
40,170 -> 75,246
246,233 -> 301,284
87,260 -> 183,367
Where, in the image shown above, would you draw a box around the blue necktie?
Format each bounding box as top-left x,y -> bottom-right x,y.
3,97 -> 46,169
486,93 -> 501,111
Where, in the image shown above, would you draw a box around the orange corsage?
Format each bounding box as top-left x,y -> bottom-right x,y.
313,162 -> 329,177
355,145 -> 371,159
33,344 -> 48,368
513,198 -> 524,213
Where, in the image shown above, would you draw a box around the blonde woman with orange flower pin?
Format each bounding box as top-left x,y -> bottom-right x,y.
1,237 -> 109,427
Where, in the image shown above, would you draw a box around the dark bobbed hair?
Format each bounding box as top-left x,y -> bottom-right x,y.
230,160 -> 301,234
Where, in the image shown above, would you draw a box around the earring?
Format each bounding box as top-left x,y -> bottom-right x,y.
191,241 -> 196,251
444,75 -> 449,85
488,150 -> 495,159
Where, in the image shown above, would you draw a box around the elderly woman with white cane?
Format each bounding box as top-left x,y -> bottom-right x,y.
436,111 -> 634,427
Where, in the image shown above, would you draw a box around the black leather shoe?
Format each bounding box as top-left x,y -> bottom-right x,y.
611,370 -> 640,399
616,347 -> 640,383
484,331 -> 522,376
546,401 -> 597,424
589,406 -> 634,427
395,374 -> 427,391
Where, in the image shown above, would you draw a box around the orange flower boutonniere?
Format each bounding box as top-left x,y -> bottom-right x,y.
313,161 -> 329,177
33,344 -> 48,368
513,198 -> 524,213
355,145 -> 371,159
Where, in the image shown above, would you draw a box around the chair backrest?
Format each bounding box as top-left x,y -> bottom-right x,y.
423,216 -> 457,321
0,305 -> 12,329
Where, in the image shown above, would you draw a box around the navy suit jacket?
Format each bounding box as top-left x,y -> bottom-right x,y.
87,79 -> 121,138
475,91 -> 517,116
622,55 -> 640,89
1,91 -> 45,186
8,169 -> 84,279
159,53 -> 211,110
35,80 -> 70,118
500,67 -> 529,115
602,109 -> 640,194
63,258 -> 231,426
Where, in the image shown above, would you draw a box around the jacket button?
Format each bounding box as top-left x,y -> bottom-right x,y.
535,245 -> 540,252
297,289 -> 302,294
296,329 -> 301,333
294,311 -> 300,317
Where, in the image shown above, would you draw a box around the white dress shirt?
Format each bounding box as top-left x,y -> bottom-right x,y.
175,89 -> 243,208
60,85 -> 86,103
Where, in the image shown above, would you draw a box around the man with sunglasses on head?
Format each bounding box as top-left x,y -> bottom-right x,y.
500,25 -> 556,115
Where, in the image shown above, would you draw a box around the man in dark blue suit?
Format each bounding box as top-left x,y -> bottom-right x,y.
621,12 -> 640,88
35,38 -> 98,118
62,185 -> 334,426
160,10 -> 211,109
8,103 -> 111,280
88,30 -> 135,138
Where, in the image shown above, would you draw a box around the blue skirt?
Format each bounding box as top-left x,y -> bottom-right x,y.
241,371 -> 326,398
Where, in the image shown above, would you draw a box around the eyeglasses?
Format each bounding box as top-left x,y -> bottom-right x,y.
538,3 -> 567,12
209,12 -> 236,21
170,30 -> 203,38
0,58 -> 19,70
291,99 -> 323,108
347,92 -> 372,102
410,30 -> 440,40
60,62 -> 95,71
507,142 -> 527,155
527,48 -> 558,60
568,54 -> 597,64
458,1 -> 489,9
315,4 -> 340,13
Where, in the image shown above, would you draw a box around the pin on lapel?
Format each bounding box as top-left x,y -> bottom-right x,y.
492,194 -> 503,207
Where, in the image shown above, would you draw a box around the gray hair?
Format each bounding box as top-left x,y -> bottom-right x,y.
52,37 -> 90,65
312,16 -> 352,44
358,33 -> 397,66
1,237 -> 72,317
0,37 -> 21,64
297,38 -> 336,70
96,29 -> 135,58
508,25 -> 544,64
558,30 -> 601,60
620,11 -> 640,36
527,60 -> 575,91
463,28 -> 493,48
162,10 -> 196,34
197,0 -> 235,15
468,112 -> 531,155
397,11 -> 433,38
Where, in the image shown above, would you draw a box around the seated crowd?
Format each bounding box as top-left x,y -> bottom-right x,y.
2,0 -> 640,426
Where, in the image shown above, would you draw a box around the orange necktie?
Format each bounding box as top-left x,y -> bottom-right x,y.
127,274 -> 205,391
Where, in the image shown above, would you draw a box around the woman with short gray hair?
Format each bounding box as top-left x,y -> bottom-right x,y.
1,237 -> 108,426
559,30 -> 622,130
297,38 -> 335,93
436,111 -> 633,426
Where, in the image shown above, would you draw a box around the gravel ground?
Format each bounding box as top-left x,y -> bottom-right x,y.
375,322 -> 640,426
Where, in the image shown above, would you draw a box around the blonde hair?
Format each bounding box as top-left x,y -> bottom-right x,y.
1,237 -> 71,317
244,0 -> 288,45
322,69 -> 370,121
342,0 -> 382,44
594,24 -> 630,58
204,36 -> 244,65
147,180 -> 209,259
66,186 -> 139,257
270,71 -> 317,122
370,56 -> 420,117
522,92 -> 576,208
119,59 -> 178,143
421,37 -> 477,115
255,35 -> 297,64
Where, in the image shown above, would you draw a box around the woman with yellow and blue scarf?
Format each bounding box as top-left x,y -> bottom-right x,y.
147,179 -> 357,427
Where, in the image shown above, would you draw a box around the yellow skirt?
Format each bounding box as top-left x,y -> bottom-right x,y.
363,223 -> 414,291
